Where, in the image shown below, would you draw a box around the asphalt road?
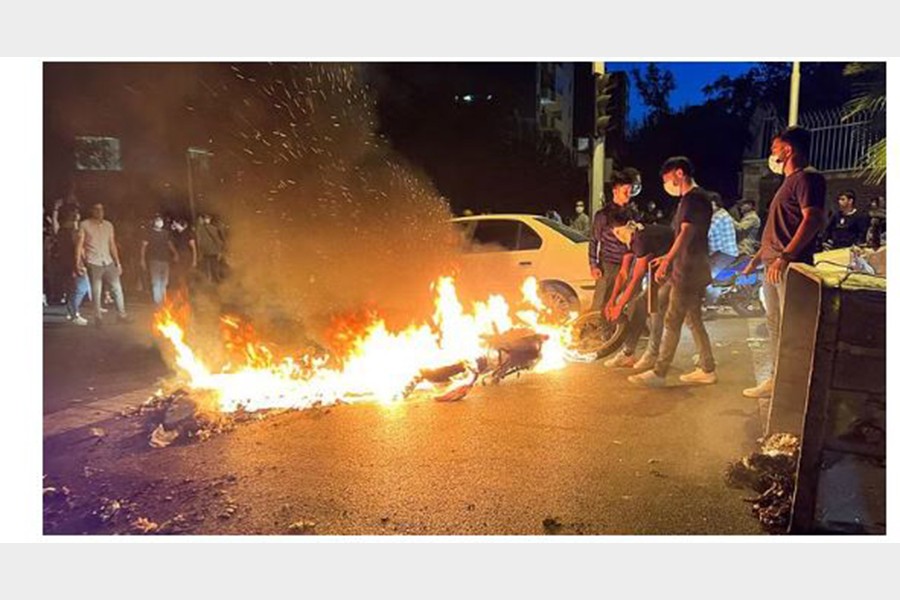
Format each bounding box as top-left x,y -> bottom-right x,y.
43,307 -> 767,535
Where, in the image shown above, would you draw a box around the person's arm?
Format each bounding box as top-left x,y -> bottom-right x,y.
109,226 -> 123,274
588,213 -> 602,277
75,227 -> 86,275
652,222 -> 694,283
168,240 -> 179,263
767,206 -> 827,283
611,255 -> 650,319
140,240 -> 148,270
607,253 -> 633,307
189,238 -> 198,267
51,199 -> 62,234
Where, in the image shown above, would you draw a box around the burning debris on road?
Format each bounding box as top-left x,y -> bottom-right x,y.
726,433 -> 800,533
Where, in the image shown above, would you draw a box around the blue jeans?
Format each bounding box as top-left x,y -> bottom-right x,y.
148,260 -> 170,305
87,263 -> 126,319
67,272 -> 92,317
623,288 -> 666,357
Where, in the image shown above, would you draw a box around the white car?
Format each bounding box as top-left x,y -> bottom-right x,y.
450,214 -> 595,315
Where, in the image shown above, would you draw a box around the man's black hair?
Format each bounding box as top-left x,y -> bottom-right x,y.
774,126 -> 812,158
659,156 -> 694,178
839,189 -> 857,204
609,170 -> 634,188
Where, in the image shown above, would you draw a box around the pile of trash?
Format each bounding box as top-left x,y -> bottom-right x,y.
725,433 -> 800,533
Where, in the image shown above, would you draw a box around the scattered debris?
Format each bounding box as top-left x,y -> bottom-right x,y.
83,466 -> 102,478
647,458 -> 660,464
542,517 -> 563,535
130,517 -> 160,534
88,497 -> 123,527
288,520 -> 317,535
89,427 -> 106,439
149,424 -> 179,448
726,433 -> 800,533
158,514 -> 191,534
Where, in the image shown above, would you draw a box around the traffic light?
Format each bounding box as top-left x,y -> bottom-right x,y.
593,72 -> 616,140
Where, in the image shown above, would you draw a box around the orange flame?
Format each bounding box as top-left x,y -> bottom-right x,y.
153,277 -> 577,412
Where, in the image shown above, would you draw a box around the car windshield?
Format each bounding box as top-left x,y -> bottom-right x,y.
534,216 -> 589,243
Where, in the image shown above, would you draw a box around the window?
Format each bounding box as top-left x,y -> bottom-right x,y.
534,216 -> 589,243
470,220 -> 519,252
74,136 -> 122,171
518,223 -> 543,250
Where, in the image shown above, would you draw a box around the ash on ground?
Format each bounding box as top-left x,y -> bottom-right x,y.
725,433 -> 800,533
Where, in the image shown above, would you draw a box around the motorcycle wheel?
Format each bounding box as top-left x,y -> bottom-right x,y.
570,310 -> 629,359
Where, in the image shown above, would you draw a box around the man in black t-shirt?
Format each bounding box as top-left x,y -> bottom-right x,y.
742,127 -> 826,399
822,189 -> 869,250
601,214 -> 675,370
141,215 -> 179,306
629,156 -> 717,388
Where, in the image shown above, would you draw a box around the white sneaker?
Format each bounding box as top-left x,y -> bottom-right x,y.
743,378 -> 774,398
72,315 -> 88,326
603,350 -> 636,368
679,368 -> 718,384
633,351 -> 657,371
628,370 -> 667,388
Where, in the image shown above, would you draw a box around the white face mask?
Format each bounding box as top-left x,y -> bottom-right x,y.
153,218 -> 164,230
663,180 -> 681,197
575,205 -> 584,214
768,153 -> 785,175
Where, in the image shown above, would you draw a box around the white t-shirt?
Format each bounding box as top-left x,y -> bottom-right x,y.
80,218 -> 115,266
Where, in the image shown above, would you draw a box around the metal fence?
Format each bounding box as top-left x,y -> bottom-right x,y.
754,105 -> 881,173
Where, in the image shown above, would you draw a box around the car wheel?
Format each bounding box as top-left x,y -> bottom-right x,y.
539,282 -> 579,320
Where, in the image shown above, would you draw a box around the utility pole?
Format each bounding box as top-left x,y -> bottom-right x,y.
590,61 -> 606,217
788,61 -> 801,126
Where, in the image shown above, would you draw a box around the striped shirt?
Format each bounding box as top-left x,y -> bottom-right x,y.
708,208 -> 739,257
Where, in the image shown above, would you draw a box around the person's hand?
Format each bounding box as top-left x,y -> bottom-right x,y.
741,256 -> 760,276
591,266 -> 602,280
76,263 -> 86,276
608,302 -> 623,322
766,257 -> 788,284
140,261 -> 147,271
53,198 -> 63,210
651,255 -> 670,283
117,263 -> 123,276
192,260 -> 198,269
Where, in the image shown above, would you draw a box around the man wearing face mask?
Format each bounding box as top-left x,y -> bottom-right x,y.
570,200 -> 591,237
742,127 -> 826,399
141,215 -> 179,305
628,156 -> 717,388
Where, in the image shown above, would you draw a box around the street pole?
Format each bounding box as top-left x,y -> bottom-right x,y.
789,61 -> 801,126
186,149 -> 196,224
591,61 -> 605,217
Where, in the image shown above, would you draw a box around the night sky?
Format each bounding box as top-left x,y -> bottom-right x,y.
607,61 -> 767,124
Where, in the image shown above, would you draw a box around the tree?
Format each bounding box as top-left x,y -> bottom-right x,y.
630,63 -> 675,126
843,62 -> 886,184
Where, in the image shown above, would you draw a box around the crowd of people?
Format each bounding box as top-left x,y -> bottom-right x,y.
43,197 -> 229,327
585,125 -> 886,399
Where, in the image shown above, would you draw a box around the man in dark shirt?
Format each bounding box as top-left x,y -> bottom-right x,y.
823,189 -> 869,249
742,126 -> 827,399
588,169 -> 639,312
141,215 -> 179,305
601,213 -> 675,370
629,156 -> 717,388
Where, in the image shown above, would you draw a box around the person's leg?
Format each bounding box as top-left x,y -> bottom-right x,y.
161,261 -> 170,303
149,260 -> 165,305
685,288 -> 716,373
762,278 -> 783,373
72,274 -> 90,315
621,290 -> 648,355
590,267 -> 609,311
105,264 -> 127,317
645,283 -> 670,358
87,264 -> 104,319
653,284 -> 690,378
